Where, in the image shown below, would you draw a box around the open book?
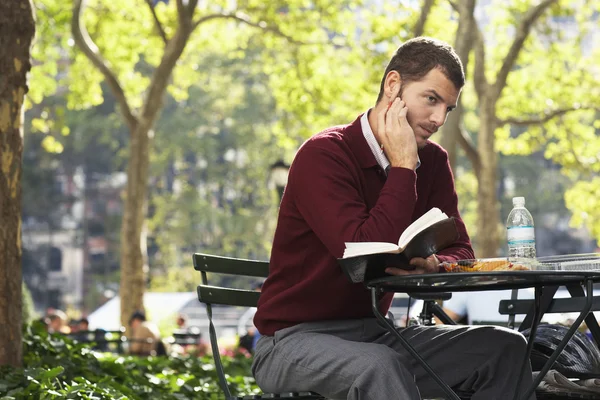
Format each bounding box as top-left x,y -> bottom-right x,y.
338,208 -> 460,283
343,208 -> 450,258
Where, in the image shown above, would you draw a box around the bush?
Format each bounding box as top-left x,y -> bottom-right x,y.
21,282 -> 35,325
0,322 -> 260,399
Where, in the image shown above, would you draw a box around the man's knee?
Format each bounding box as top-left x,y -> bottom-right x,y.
349,349 -> 419,397
472,326 -> 528,360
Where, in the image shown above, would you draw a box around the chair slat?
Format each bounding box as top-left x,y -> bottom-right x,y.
197,285 -> 261,307
193,253 -> 269,278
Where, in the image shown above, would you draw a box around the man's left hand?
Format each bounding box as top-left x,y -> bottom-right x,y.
385,254 -> 439,276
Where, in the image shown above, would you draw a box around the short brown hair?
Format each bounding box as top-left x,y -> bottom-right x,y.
376,37 -> 465,102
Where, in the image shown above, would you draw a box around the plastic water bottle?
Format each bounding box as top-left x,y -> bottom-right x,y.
506,197 -> 537,259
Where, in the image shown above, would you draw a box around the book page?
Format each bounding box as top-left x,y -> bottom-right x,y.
397,208 -> 447,249
342,242 -> 400,258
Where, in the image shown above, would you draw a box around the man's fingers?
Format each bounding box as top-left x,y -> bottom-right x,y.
398,104 -> 408,120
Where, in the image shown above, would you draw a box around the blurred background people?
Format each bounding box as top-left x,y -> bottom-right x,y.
45,309 -> 69,334
128,311 -> 163,356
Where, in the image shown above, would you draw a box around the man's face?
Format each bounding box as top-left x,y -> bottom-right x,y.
49,318 -> 62,331
398,68 -> 461,148
130,319 -> 141,330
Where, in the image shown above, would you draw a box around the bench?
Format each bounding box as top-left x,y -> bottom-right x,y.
69,328 -> 126,353
193,252 -> 326,400
169,327 -> 202,346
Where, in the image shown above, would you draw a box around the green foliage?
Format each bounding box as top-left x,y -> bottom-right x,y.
22,283 -> 36,325
0,322 -> 258,399
565,178 -> 600,247
27,0 -> 600,288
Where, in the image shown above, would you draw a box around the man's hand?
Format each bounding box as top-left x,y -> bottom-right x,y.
376,84 -> 418,170
385,254 -> 440,276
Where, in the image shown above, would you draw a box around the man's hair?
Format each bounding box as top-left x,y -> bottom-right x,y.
376,37 -> 465,103
46,309 -> 67,322
129,311 -> 146,325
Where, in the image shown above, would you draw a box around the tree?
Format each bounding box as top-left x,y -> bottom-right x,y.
69,0 -> 359,327
464,0 -> 599,256
413,0 -> 600,256
0,0 -> 36,367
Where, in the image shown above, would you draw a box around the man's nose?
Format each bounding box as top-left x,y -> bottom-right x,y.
431,106 -> 446,127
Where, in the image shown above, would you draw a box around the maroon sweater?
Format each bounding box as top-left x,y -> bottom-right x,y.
254,115 -> 474,336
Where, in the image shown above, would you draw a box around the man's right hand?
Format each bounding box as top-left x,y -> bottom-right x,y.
376,85 -> 418,170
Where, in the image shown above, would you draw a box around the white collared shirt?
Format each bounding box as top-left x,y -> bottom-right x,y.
360,110 -> 420,174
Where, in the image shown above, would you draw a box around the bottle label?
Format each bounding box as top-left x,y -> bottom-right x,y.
507,226 -> 535,244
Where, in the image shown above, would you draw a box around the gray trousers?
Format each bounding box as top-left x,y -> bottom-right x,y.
252,318 -> 536,400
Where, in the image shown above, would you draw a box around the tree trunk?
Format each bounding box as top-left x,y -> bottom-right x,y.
440,0 -> 476,170
0,0 -> 35,368
476,96 -> 500,257
119,122 -> 152,328
440,104 -> 462,169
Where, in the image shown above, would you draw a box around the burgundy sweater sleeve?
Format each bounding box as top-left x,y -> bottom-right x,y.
428,149 -> 475,263
287,141 -> 417,259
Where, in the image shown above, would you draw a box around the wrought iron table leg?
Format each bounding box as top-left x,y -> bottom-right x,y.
370,288 -> 461,400
514,286 -> 542,400
565,283 -> 600,349
522,279 -> 594,400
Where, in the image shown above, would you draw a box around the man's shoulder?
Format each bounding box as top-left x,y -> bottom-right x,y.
421,140 -> 448,157
304,123 -> 351,149
419,141 -> 450,168
296,119 -> 363,160
140,322 -> 160,337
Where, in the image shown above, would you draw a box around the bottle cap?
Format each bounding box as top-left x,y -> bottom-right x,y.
512,196 -> 525,206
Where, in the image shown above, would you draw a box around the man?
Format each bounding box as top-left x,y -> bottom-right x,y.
128,311 -> 162,356
176,313 -> 188,330
46,309 -> 69,334
252,37 -> 535,399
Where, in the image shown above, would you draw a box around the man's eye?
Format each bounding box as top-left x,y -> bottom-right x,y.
446,107 -> 453,113
428,96 -> 436,103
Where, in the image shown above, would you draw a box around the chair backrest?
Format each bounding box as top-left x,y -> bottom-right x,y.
193,252 -> 269,399
193,253 -> 269,308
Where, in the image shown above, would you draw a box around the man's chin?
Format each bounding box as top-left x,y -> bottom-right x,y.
417,138 -> 429,149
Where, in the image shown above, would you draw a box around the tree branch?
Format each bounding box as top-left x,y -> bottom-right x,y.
457,123 -> 481,175
139,11 -> 194,127
145,0 -> 168,44
176,0 -> 187,26
192,12 -> 318,45
497,106 -> 597,126
413,0 -> 436,37
187,0 -> 199,13
452,0 -> 476,73
492,0 -> 558,99
72,0 -> 137,132
449,0 -> 486,96
472,22 -> 487,99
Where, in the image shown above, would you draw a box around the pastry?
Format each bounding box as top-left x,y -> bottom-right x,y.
442,260 -> 530,273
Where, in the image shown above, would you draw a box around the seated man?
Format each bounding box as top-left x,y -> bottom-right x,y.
128,311 -> 162,356
252,37 -> 536,399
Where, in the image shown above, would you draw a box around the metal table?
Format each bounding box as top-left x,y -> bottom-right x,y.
365,270 -> 600,400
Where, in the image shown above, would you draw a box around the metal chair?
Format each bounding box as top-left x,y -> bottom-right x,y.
193,253 -> 326,400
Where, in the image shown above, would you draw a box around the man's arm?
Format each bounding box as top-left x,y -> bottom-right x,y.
289,142 -> 418,259
384,147 -> 474,276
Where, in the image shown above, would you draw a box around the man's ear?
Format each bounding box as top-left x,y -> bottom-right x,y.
384,71 -> 402,99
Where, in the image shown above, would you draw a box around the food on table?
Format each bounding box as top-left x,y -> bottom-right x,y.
441,259 -> 530,273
